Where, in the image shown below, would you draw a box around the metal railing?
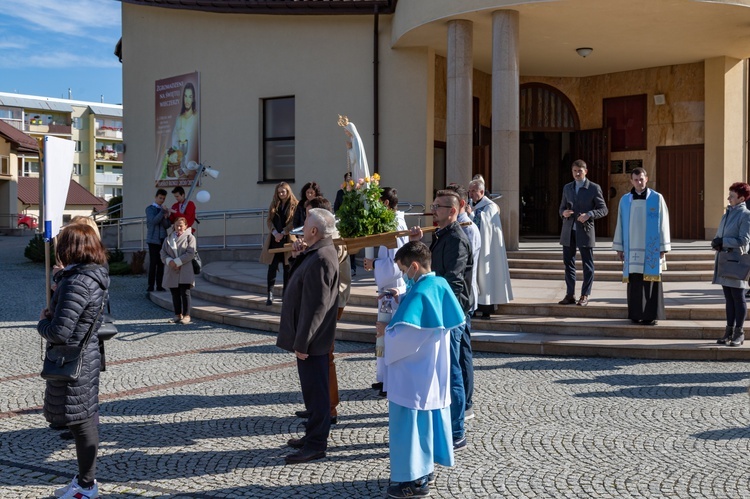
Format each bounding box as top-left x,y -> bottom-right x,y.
100,202 -> 426,251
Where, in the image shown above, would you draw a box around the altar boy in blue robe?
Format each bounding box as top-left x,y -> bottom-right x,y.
376,241 -> 464,498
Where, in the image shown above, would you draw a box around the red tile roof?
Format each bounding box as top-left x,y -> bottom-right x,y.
121,0 -> 397,14
17,177 -> 108,212
0,120 -> 39,154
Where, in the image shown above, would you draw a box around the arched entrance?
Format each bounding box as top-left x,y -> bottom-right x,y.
519,83 -> 582,237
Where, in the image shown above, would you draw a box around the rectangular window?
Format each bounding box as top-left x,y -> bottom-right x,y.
23,160 -> 40,176
262,96 -> 295,181
0,155 -> 9,175
603,94 -> 647,152
96,164 -> 104,173
74,140 -> 82,152
72,163 -> 82,175
73,117 -> 82,129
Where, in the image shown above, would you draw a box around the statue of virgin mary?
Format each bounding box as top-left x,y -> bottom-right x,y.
339,115 -> 370,182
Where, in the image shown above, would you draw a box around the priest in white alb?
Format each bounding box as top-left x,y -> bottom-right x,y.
613,167 -> 671,325
468,176 -> 513,318
376,241 -> 463,498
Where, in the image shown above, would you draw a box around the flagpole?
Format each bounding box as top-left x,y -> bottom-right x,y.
37,137 -> 51,310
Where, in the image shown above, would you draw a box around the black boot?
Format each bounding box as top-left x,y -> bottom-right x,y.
717,326 -> 734,345
266,290 -> 273,306
730,327 -> 745,347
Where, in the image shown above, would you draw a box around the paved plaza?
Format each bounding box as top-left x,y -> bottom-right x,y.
1,235 -> 750,498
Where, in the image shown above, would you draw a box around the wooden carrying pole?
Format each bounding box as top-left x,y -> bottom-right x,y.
269,223 -> 470,254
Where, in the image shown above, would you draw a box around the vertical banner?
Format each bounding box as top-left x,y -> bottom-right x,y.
42,136 -> 75,241
154,71 -> 201,187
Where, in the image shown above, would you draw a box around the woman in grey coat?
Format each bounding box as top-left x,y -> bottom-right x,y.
712,182 -> 750,346
161,217 -> 197,324
38,224 -> 109,499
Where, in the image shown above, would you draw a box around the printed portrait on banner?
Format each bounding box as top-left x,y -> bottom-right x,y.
154,72 -> 200,187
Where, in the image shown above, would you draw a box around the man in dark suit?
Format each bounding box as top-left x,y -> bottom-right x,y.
558,159 -> 608,306
276,208 -> 340,463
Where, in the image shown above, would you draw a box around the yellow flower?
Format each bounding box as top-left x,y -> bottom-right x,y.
349,180 -> 355,186
373,173 -> 381,181
365,176 -> 370,183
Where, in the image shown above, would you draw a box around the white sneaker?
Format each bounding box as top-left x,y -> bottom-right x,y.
465,407 -> 475,420
57,478 -> 99,499
55,476 -> 78,498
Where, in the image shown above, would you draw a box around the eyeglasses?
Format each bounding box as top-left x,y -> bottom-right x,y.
430,204 -> 452,211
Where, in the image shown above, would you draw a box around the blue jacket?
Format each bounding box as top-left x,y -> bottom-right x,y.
146,203 -> 170,244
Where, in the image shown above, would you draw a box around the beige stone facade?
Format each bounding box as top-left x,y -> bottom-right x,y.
121,0 -> 750,245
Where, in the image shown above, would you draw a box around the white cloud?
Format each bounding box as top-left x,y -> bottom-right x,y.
0,50 -> 121,69
3,0 -> 120,38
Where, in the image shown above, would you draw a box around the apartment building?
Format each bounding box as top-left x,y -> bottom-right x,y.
0,92 -> 124,201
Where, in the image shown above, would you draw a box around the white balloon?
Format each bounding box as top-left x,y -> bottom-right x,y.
196,190 -> 211,203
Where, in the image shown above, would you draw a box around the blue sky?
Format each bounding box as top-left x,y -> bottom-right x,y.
0,0 -> 122,104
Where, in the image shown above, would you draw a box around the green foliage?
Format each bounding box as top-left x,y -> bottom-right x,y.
108,261 -> 131,275
108,248 -> 125,263
24,234 -> 54,263
336,177 -> 397,239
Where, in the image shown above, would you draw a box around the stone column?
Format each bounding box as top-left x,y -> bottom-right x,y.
491,10 -> 520,250
446,19 -> 473,186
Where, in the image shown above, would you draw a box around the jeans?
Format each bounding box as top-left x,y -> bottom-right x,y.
147,242 -> 165,290
460,315 -> 474,411
449,324 -> 466,440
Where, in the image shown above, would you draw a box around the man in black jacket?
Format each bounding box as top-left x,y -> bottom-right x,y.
410,189 -> 473,451
558,159 -> 608,306
276,208 -> 340,464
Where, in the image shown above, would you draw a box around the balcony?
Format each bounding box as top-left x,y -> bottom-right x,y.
26,122 -> 72,135
95,127 -> 123,139
95,173 -> 123,185
95,151 -> 124,162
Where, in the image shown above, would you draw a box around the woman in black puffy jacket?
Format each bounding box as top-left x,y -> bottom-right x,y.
38,224 -> 109,499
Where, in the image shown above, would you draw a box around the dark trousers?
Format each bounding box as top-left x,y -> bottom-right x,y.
626,273 -> 666,322
460,315 -> 474,411
449,324 -> 466,440
297,353 -> 330,452
170,283 -> 192,316
722,286 -> 747,328
562,230 -> 595,296
68,416 -> 98,488
267,253 -> 289,292
147,242 -> 165,290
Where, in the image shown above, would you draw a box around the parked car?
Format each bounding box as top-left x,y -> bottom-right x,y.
17,214 -> 38,229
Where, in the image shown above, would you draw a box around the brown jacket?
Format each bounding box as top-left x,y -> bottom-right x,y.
276,238 -> 339,356
160,230 -> 196,288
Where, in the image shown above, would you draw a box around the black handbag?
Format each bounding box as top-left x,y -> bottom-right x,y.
98,301 -> 118,341
718,250 -> 750,280
40,303 -> 104,382
192,251 -> 202,275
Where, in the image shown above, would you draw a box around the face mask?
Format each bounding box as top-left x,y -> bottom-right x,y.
404,264 -> 418,293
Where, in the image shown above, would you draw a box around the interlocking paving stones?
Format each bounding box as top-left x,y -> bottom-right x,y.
0,235 -> 749,498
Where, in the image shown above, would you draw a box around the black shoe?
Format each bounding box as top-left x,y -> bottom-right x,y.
558,295 -> 576,305
295,409 -> 311,419
387,480 -> 430,498
630,319 -> 641,324
287,437 -> 305,449
378,390 -> 387,398
718,326 -> 733,345
330,416 -> 338,425
156,287 -> 166,292
730,327 -> 745,347
642,320 -> 658,326
146,287 -> 154,293
372,382 -> 383,391
266,291 -> 273,306
284,449 -> 326,464
453,436 -> 467,451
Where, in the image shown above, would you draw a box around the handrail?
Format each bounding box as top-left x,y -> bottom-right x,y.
101,202 -> 426,251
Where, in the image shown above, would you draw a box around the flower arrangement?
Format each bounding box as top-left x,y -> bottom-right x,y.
336,173 -> 397,239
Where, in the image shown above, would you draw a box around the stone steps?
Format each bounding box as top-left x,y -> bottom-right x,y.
147,253 -> 750,360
